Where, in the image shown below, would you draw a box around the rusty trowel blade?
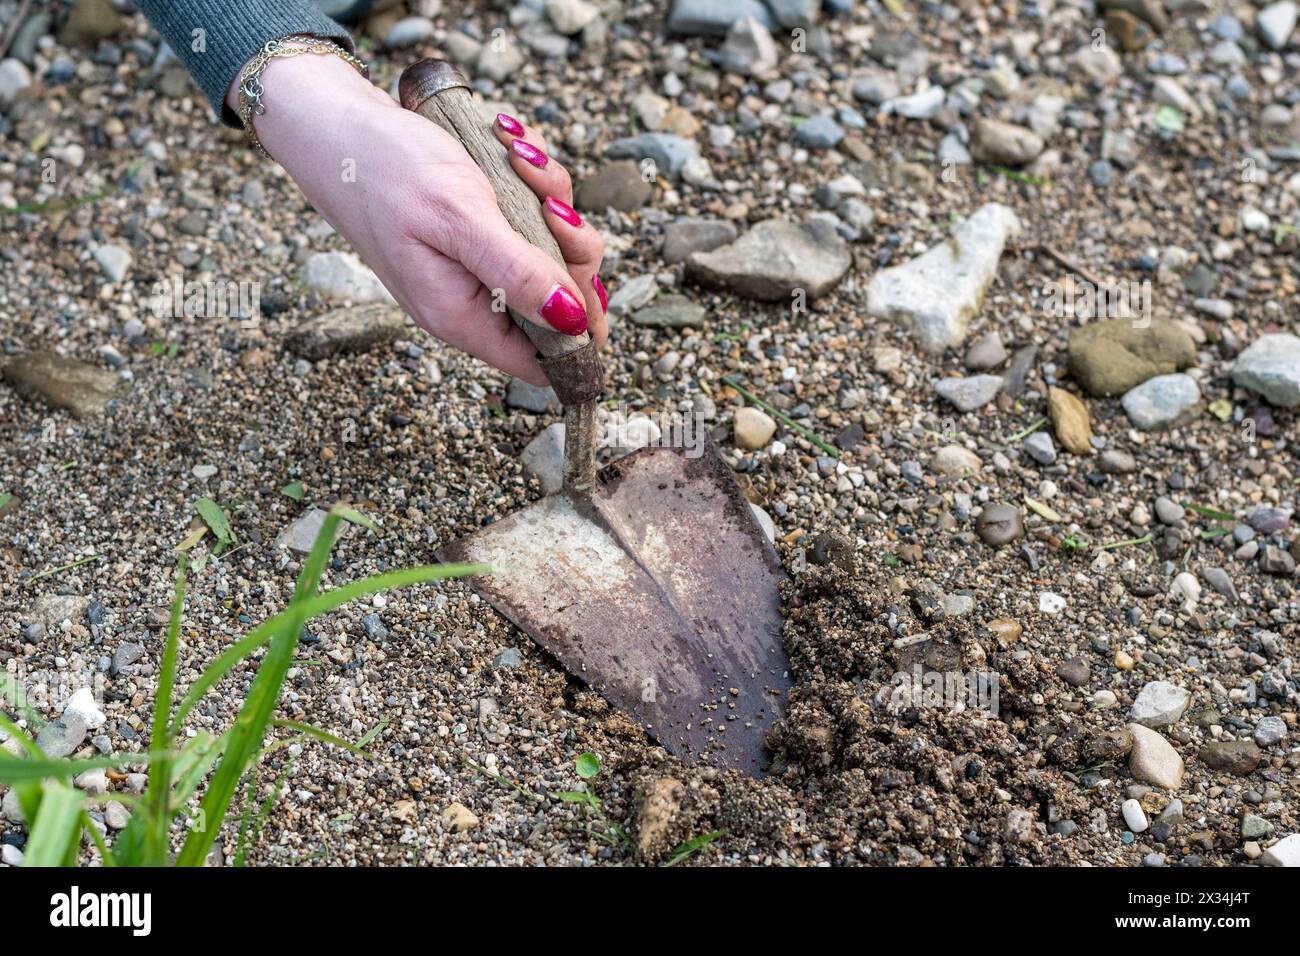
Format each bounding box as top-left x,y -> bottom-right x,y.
437,443 -> 790,775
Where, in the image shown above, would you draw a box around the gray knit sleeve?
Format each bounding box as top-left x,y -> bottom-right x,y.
133,0 -> 356,128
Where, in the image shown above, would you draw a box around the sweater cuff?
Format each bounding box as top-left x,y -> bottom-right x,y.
134,0 -> 357,128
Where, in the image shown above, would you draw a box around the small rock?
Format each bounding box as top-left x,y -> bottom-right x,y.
1242,814 -> 1274,840
1260,833 -> 1300,866
103,801 -> 130,830
574,160 -> 653,212
476,35 -> 525,82
1257,1 -> 1298,50
520,423 -> 566,495
64,688 -> 106,729
1122,799 -> 1149,833
1099,450 -> 1137,474
1254,716 -> 1287,747
976,503 -> 1024,547
1201,567 -> 1238,602
969,119 -> 1045,167
1128,723 -> 1184,789
545,0 -> 599,35
441,802 -> 479,832
1121,374 -> 1201,431
111,641 -> 144,675
1047,387 -> 1093,455
1260,545 -> 1296,576
733,407 -> 777,450
505,378 -> 560,414
795,115 -> 844,148
930,444 -> 981,477
687,219 -> 851,301
3,352 -> 118,419
935,375 -> 1004,413
607,274 -> 658,316
630,295 -> 706,329
605,133 -> 700,182
1131,681 -> 1191,728
661,218 -> 738,264
1199,740 -> 1261,775
866,204 -> 1021,354
94,244 -> 132,282
718,16 -> 777,76
1231,334 -> 1300,408
276,508 -> 348,554
1004,806 -> 1034,843
964,332 -> 1007,370
35,713 -> 87,759
1067,319 -> 1196,397
59,0 -> 121,46
300,252 -> 395,305
1024,432 -> 1057,466
666,0 -> 774,36
1057,657 -> 1090,687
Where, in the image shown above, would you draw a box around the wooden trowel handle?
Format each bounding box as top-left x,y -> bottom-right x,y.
397,59 -> 587,362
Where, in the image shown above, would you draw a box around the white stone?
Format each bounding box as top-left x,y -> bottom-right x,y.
749,504 -> 776,543
1258,2 -> 1298,50
1121,374 -> 1201,431
733,407 -> 777,450
546,0 -> 599,35
1122,798 -> 1149,833
867,204 -> 1021,353
276,508 -> 348,553
1260,833 -> 1300,866
1039,592 -> 1067,614
94,244 -> 132,283
883,85 -> 945,119
520,423 -> 566,495
1231,334 -> 1300,408
0,58 -> 32,105
64,687 -> 106,730
930,444 -> 981,477
384,16 -> 435,47
1,844 -> 22,866
1169,571 -> 1200,610
74,768 -> 108,796
300,252 -> 395,304
1130,680 -> 1191,728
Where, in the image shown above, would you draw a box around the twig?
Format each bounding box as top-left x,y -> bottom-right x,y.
1037,244 -> 1105,288
721,375 -> 840,458
1005,417 -> 1048,443
0,0 -> 32,61
24,552 -> 105,585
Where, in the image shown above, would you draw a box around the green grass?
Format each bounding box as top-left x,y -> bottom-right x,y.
0,503 -> 487,866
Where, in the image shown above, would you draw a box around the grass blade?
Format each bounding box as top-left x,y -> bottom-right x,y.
22,783 -> 84,866
143,555 -> 187,865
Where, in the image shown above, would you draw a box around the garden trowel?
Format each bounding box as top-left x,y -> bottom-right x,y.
401,60 -> 790,776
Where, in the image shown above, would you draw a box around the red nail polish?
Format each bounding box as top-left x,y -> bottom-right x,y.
545,195 -> 582,227
539,284 -> 588,335
592,274 -> 608,312
496,113 -> 525,137
511,139 -> 548,168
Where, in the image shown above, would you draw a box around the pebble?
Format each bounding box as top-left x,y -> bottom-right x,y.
607,274 -> 658,316
795,115 -> 844,148
1199,739 -> 1262,776
1254,716 -> 1287,747
718,16 -> 778,76
93,244 -> 132,282
687,219 -> 850,300
35,714 -> 87,759
1039,592 -> 1067,614
1257,1 -> 1298,50
1153,497 -> 1184,525
64,688 -> 106,729
442,802 -> 480,832
300,252 -> 395,304
867,204 -> 1021,354
1201,567 -> 1238,602
930,444 -> 981,477
733,407 -> 777,450
1261,833 -> 1300,867
666,0 -> 773,35
1099,450 -> 1137,474
1128,723 -> 1184,789
574,161 -> 653,212
505,378 -> 560,414
1067,320 -> 1195,397
1122,799 -> 1149,833
1047,387 -> 1093,455
964,331 -> 1007,371
276,508 -> 346,554
661,218 -> 737,264
976,504 -> 1024,547
1024,432 -> 1057,466
1056,657 -> 1090,687
520,423 -> 566,495
935,375 -> 1004,413
630,295 -> 706,329
1131,681 -> 1191,728
1231,334 -> 1300,409
605,133 -> 700,181
970,119 -> 1045,167
1121,374 -> 1201,431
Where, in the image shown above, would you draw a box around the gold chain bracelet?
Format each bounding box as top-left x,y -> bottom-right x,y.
236,35 -> 370,160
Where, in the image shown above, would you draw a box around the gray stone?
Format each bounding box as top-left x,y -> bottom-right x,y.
1099,450 -> 1137,474
1130,681 -> 1191,728
866,204 -> 1021,354
574,160 -> 653,212
1231,334 -> 1300,408
1024,432 -> 1057,465
718,16 -> 778,76
852,69 -> 900,104
1257,1 -> 1298,50
1153,496 -> 1185,525
662,218 -> 738,264
795,115 -> 844,148
976,503 -> 1024,547
1254,716 -> 1287,747
545,0 -> 599,35
1260,545 -> 1296,576
521,423 -> 566,495
286,304 -> 407,360
3,352 -> 118,418
607,274 -> 658,316
277,508 -> 348,553
0,58 -> 33,105
965,331 -> 1007,370
1201,567 -> 1238,602
1121,374 -> 1201,431
94,243 -> 132,282
935,374 -> 1004,413
35,713 -> 87,759
767,0 -> 820,27
505,378 -> 560,413
631,295 -> 706,329
300,251 -> 395,304
666,0 -> 774,35
385,16 -> 435,47
687,219 -> 851,301
606,133 -> 700,182
476,35 -> 525,82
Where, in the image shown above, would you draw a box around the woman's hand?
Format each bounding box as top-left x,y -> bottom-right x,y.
228,50 -> 608,387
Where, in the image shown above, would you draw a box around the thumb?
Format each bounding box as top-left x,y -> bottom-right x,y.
452,209 -> 589,337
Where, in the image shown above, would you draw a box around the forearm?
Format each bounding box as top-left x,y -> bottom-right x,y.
134,0 -> 354,126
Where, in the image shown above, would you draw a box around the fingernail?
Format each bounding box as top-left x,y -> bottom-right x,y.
496,113 -> 525,137
545,195 -> 582,227
511,139 -> 548,168
539,284 -> 588,335
592,274 -> 608,313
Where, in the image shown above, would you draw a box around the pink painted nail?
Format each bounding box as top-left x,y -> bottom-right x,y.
511,139 -> 548,168
496,113 -> 525,137
539,284 -> 587,335
545,195 -> 582,227
592,274 -> 608,313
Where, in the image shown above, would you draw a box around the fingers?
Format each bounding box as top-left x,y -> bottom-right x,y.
540,196 -> 609,348
446,202 -> 591,338
493,113 -> 573,208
